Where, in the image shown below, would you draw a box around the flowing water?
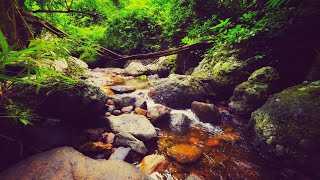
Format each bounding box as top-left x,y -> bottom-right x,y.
93,71 -> 287,179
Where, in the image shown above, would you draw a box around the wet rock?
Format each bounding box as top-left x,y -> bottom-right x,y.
107,114 -> 157,140
167,144 -> 202,163
121,106 -> 134,114
191,101 -> 220,124
113,76 -> 125,85
101,132 -> 115,144
252,81 -> 320,168
148,74 -> 206,108
108,105 -> 116,112
147,104 -> 172,123
111,91 -> 146,108
115,131 -> 148,154
229,66 -> 280,115
124,55 -> 177,78
109,147 -> 131,160
83,128 -> 104,141
106,99 -> 115,105
169,113 -> 191,134
78,141 -> 112,153
134,108 -> 148,116
134,99 -> 147,110
103,88 -> 115,95
148,74 -> 159,81
0,147 -> 151,180
110,85 -> 136,94
140,154 -> 167,174
186,174 -> 205,180
112,110 -> 122,116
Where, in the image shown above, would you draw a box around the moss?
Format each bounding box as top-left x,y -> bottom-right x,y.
251,81 -> 320,159
248,66 -> 280,83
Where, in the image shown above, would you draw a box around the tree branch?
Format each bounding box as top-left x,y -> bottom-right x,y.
28,9 -> 98,17
113,41 -> 213,61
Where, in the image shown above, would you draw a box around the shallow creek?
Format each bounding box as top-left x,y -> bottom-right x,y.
87,69 -> 285,179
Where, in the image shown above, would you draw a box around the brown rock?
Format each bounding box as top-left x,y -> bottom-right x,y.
121,106 -> 134,114
110,85 -> 136,94
113,76 -> 125,85
167,144 -> 202,163
78,141 -> 112,152
106,99 -> 115,105
134,108 -> 148,116
0,147 -> 151,180
102,132 -> 115,144
140,154 -> 167,174
191,101 -> 220,124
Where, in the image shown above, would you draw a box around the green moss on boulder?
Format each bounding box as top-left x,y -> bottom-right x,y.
229,67 -> 280,114
251,81 -> 320,162
192,46 -> 267,98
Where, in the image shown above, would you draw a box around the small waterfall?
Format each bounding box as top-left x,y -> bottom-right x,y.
145,94 -> 223,134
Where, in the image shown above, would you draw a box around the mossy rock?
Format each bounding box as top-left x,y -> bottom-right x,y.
124,55 -> 177,78
248,66 -> 280,83
229,67 -> 280,115
192,46 -> 268,98
148,74 -> 206,109
9,81 -> 107,125
251,81 -> 320,164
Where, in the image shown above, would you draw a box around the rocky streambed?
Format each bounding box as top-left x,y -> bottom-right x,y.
1,66 -> 318,179
68,68 -> 293,179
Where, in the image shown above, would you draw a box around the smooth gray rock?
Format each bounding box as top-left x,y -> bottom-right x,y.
0,147 -> 151,180
115,132 -> 148,154
107,114 -> 157,140
109,147 -> 131,160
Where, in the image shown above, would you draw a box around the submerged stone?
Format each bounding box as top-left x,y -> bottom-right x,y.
167,144 -> 202,163
140,154 -> 167,174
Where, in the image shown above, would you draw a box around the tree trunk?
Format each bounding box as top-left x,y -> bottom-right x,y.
0,0 -> 33,50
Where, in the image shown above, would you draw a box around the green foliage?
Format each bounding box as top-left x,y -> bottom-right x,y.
103,7 -> 164,54
0,30 -> 78,124
2,99 -> 37,125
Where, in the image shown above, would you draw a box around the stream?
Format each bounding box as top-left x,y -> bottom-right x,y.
82,68 -> 286,179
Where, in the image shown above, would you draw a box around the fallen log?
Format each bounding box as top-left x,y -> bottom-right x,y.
113,41 -> 213,61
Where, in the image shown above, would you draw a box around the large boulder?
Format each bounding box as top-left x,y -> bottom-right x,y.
229,67 -> 280,115
192,47 -> 268,98
148,74 -> 206,109
251,81 -> 320,170
124,55 -> 177,78
9,81 -> 107,123
0,147 -> 151,180
107,114 -> 157,140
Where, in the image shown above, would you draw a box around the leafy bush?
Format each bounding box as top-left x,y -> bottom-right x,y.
0,30 -> 77,124
103,7 -> 164,54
